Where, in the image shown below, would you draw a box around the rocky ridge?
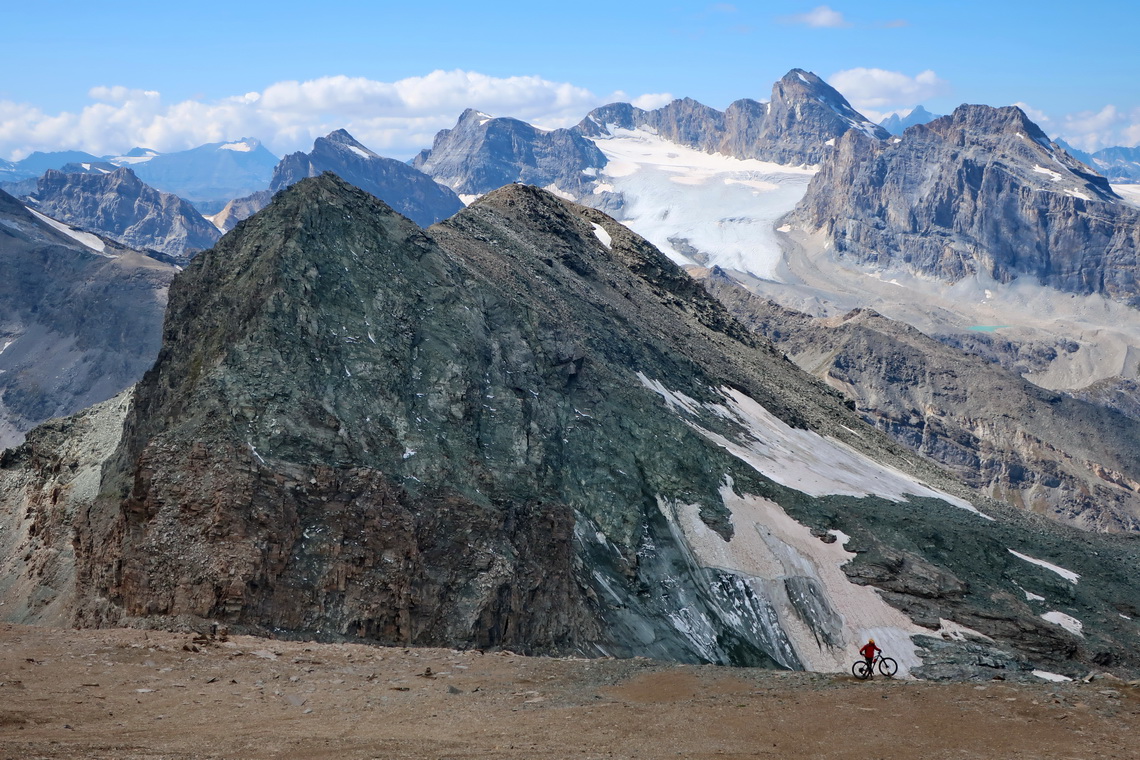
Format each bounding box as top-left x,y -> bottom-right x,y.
28,167 -> 221,258
577,69 -> 889,167
5,174 -> 1120,680
790,104 -> 1140,306
217,130 -> 462,231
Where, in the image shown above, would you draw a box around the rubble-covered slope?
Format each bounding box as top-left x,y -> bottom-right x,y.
61,176 -> 1140,679
0,392 -> 131,625
0,189 -> 175,447
701,268 -> 1140,533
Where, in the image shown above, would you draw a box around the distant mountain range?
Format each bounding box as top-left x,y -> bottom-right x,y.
216,129 -> 463,231
879,105 -> 942,135
0,139 -> 278,213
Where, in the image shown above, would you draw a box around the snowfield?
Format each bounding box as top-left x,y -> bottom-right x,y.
1112,183 -> 1140,208
638,373 -> 996,675
26,207 -> 108,254
591,127 -> 816,279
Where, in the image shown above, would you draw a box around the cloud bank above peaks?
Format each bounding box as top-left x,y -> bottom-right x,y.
0,70 -> 672,162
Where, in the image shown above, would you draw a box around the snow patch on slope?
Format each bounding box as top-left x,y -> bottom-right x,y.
25,207 -> 108,254
637,375 -> 984,517
660,487 -> 925,675
219,140 -> 255,152
1008,549 -> 1080,584
590,127 -> 815,279
1041,611 -> 1084,637
591,223 -> 612,249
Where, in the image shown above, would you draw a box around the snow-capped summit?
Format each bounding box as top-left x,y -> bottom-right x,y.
123,138 -> 279,212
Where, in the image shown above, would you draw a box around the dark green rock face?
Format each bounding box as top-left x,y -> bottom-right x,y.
73,175 -> 1140,678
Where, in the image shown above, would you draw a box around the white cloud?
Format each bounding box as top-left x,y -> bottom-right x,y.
1012,101 -> 1053,128
1053,104 -> 1140,152
0,70 -> 657,162
1014,102 -> 1140,152
781,5 -> 851,28
827,68 -> 950,119
631,93 -> 675,110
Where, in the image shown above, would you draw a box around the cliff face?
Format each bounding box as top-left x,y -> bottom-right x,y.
62,175 -> 1140,678
412,109 -> 607,197
791,105 -> 1140,305
30,167 -> 220,257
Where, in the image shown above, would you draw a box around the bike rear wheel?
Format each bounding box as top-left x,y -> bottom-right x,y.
878,657 -> 898,677
852,660 -> 871,680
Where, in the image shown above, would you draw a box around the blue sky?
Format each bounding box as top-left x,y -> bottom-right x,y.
3,1 -> 1138,160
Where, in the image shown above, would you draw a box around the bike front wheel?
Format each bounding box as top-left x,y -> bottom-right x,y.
878,657 -> 898,677
852,660 -> 871,680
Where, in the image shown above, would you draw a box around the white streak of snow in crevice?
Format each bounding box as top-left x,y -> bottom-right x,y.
25,207 -> 108,254
1008,549 -> 1080,584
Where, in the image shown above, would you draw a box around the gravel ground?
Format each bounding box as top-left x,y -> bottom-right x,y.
1,623 -> 1137,759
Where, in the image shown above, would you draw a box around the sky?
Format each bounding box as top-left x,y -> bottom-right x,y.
3,1 -> 1138,161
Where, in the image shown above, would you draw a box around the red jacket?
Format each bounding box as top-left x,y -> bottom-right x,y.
859,642 -> 881,659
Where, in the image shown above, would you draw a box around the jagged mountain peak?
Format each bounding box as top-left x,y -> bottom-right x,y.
769,68 -> 889,143
30,166 -> 220,257
793,99 -> 1140,305
912,104 -> 1118,201
314,128 -> 379,157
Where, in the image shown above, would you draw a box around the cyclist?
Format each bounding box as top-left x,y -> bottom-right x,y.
859,638 -> 882,677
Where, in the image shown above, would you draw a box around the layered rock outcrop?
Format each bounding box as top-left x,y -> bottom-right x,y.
791,105 -> 1140,305
29,167 -> 221,257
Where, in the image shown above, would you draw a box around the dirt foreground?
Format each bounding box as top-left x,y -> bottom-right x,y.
1,623 -> 1137,759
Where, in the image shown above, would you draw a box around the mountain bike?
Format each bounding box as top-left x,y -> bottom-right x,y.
852,654 -> 898,679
